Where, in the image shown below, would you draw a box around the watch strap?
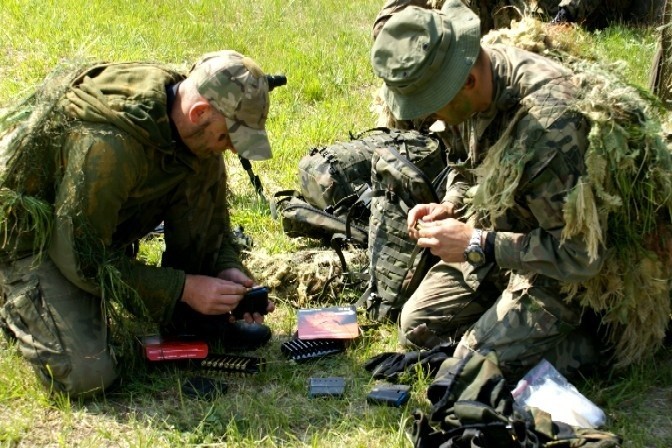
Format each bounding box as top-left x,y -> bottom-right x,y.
469,228 -> 483,248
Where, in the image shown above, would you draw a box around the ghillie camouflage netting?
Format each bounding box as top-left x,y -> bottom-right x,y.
374,15 -> 672,367
243,247 -> 369,308
0,62 -> 147,321
482,19 -> 672,368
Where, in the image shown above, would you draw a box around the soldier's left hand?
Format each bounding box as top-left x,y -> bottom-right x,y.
415,218 -> 473,263
217,268 -> 275,324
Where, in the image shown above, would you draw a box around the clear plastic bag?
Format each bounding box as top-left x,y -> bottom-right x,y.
511,358 -> 606,428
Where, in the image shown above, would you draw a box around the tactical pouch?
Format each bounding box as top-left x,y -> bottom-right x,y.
363,130 -> 447,322
272,190 -> 368,247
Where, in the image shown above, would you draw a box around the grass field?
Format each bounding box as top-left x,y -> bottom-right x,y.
1,1 -> 671,447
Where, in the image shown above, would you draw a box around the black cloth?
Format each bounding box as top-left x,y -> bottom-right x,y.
364,342 -> 457,383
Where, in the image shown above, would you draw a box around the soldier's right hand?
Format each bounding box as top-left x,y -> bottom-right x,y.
181,274 -> 248,315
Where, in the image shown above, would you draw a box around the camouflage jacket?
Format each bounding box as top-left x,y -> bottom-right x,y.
444,44 -> 604,284
3,63 -> 243,323
371,0 -> 531,38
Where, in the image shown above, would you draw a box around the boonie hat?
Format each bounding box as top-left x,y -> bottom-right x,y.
190,50 -> 272,161
370,0 -> 481,120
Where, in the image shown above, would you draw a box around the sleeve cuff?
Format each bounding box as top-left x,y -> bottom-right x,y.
493,231 -> 526,271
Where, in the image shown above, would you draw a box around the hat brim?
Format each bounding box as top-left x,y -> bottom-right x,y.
225,117 -> 272,161
378,4 -> 481,121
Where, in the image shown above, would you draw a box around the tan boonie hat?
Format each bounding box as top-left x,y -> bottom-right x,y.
190,50 -> 272,161
370,0 -> 481,120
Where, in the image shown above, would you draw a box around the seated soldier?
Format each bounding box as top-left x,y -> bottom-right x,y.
370,0 -> 672,378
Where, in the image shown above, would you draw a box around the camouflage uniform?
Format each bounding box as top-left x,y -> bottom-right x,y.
372,0 -> 533,38
400,45 -> 603,379
0,63 -> 244,395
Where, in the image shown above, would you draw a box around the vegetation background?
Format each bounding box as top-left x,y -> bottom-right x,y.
0,0 -> 670,447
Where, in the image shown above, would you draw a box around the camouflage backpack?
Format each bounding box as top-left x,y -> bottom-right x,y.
359,130 -> 448,322
272,129 -> 377,247
274,128 -> 442,248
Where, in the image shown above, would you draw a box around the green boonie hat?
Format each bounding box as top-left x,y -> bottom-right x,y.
190,50 -> 272,161
370,0 -> 481,120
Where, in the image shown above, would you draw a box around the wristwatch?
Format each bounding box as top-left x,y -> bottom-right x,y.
464,228 -> 486,267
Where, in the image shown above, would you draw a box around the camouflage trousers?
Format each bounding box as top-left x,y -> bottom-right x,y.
399,260 -> 600,379
0,255 -> 118,396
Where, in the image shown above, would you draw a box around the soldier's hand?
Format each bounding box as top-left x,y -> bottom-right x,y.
216,268 -> 275,323
217,267 -> 254,287
181,274 -> 248,316
408,203 -> 455,238
415,218 -> 472,263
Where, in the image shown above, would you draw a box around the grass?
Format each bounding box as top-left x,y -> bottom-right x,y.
0,1 -> 670,447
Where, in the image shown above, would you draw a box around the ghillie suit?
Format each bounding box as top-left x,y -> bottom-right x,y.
0,65 -> 79,261
476,16 -> 672,367
467,54 -> 672,368
244,247 -> 369,308
374,15 -> 672,367
372,0 -> 530,39
0,63 -> 166,321
0,59 -> 242,324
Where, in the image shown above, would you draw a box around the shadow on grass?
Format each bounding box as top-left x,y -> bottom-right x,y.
60,322 -> 419,447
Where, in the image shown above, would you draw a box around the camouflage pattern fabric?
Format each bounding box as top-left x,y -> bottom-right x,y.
372,0 -> 529,38
298,136 -> 377,212
2,63 -> 245,321
0,62 -> 246,394
364,130 -> 446,322
190,50 -> 272,161
400,45 -> 603,378
274,192 -> 369,246
281,129 -> 445,249
404,261 -> 600,379
0,256 -> 117,395
410,351 -> 623,447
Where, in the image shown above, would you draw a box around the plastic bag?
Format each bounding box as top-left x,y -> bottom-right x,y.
511,358 -> 606,428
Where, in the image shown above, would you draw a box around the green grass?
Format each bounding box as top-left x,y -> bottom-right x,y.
1,1 -> 670,447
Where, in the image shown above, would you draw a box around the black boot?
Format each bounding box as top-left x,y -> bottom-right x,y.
162,302 -> 271,351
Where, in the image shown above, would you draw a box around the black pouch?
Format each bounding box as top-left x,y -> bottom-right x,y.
367,384 -> 411,407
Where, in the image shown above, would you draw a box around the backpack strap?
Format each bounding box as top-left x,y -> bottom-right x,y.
349,126 -> 392,140
238,155 -> 267,202
269,189 -> 302,219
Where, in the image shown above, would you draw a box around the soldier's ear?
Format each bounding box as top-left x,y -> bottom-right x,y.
188,100 -> 212,125
463,73 -> 476,91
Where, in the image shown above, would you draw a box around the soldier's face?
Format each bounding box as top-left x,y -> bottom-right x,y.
188,110 -> 234,158
431,89 -> 475,126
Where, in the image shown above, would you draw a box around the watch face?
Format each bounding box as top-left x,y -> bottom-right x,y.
465,246 -> 486,266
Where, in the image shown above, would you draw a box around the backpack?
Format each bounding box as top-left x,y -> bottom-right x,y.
272,190 -> 369,247
273,128 -> 447,310
273,128 -> 442,248
360,131 -> 448,322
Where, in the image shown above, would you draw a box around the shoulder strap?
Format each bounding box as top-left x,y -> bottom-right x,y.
238,155 -> 266,201
269,189 -> 302,219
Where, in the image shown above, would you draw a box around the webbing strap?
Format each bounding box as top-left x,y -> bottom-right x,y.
270,189 -> 302,219
238,155 -> 266,202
